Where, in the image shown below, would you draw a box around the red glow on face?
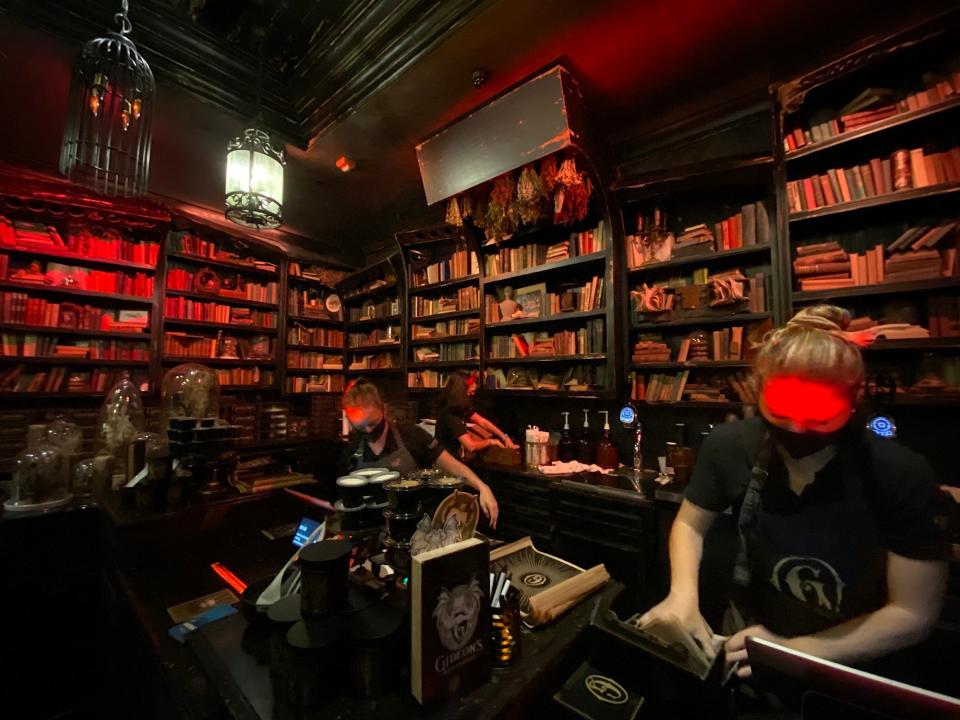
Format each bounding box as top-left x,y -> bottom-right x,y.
761,376 -> 853,430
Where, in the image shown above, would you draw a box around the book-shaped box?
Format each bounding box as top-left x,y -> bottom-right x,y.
411,537 -> 491,705
490,537 -> 610,628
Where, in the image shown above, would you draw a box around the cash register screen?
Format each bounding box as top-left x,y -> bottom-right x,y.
292,517 -> 322,548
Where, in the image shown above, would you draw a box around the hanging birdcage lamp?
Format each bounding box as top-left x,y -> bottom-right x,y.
59,0 -> 154,197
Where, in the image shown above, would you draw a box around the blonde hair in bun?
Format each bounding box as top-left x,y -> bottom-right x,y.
754,305 -> 870,389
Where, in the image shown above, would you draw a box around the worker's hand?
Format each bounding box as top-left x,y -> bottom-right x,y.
503,436 -> 519,450
724,625 -> 783,679
477,482 -> 499,529
487,438 -> 505,449
636,593 -> 716,659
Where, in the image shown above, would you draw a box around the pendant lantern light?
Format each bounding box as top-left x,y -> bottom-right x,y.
59,0 -> 154,197
225,50 -> 284,229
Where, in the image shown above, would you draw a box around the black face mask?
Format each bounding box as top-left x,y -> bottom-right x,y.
359,416 -> 387,441
768,422 -> 839,459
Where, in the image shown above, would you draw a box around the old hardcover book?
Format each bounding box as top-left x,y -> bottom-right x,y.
835,166 -> 852,202
411,537 -> 491,705
755,201 -> 770,246
741,203 -> 756,247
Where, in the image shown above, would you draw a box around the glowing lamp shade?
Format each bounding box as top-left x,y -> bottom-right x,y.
224,128 -> 284,229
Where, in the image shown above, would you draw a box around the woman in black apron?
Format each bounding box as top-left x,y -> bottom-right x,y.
638,305 -> 948,682
435,371 -> 518,459
341,378 -> 499,527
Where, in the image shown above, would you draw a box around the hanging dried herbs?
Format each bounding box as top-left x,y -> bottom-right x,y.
516,165 -> 545,225
553,156 -> 592,225
485,173 -> 516,240
445,196 -> 463,226
539,155 -> 558,196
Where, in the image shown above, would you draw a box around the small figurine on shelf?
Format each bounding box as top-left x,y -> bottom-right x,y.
633,283 -> 673,313
193,268 -> 220,294
11,261 -> 49,285
688,331 -> 710,361
498,287 -> 522,320
708,270 -> 747,307
219,336 -> 240,359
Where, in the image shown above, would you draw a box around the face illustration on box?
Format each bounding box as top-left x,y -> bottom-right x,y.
433,576 -> 483,652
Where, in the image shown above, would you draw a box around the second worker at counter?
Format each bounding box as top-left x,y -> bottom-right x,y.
339,378 -> 499,528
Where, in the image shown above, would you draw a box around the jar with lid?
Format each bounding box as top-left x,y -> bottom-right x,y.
160,363 -> 221,427
5,428 -> 70,511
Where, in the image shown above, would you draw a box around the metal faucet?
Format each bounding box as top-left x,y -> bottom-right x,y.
632,420 -> 643,479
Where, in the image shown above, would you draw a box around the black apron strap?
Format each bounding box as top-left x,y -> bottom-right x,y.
733,428 -> 772,588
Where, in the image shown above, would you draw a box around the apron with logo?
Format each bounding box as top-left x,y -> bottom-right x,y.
351,422 -> 422,476
731,435 -> 887,638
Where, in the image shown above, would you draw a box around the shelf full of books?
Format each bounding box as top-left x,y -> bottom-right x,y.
777,15 -> 960,407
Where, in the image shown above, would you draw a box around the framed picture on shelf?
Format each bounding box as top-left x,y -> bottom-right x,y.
515,283 -> 546,319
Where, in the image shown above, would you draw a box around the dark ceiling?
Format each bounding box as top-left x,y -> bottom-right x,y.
0,0 -> 955,265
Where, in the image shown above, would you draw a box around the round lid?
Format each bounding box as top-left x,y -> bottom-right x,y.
351,468 -> 386,478
334,499 -> 365,513
349,605 -> 403,642
364,500 -> 389,510
336,475 -> 368,488
266,592 -> 302,625
286,617 -> 343,651
384,478 -> 423,491
369,470 -> 399,485
298,539 -> 352,568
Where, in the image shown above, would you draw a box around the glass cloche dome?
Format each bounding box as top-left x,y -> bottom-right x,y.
96,377 -> 146,489
5,426 -> 71,512
161,363 -> 221,426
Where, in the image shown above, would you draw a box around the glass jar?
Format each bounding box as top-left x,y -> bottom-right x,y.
5,432 -> 70,511
46,415 -> 82,454
96,378 -> 146,489
161,363 -> 221,427
72,458 -> 96,497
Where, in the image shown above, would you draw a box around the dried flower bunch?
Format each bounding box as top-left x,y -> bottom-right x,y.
442,151 -> 593,241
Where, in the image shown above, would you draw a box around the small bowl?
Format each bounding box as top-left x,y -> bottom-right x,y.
384,478 -> 423,514
336,475 -> 368,508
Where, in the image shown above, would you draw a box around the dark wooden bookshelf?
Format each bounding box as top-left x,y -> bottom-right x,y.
615,154 -> 774,198
482,252 -> 606,285
630,360 -> 752,370
632,311 -> 770,331
0,280 -> 153,305
285,366 -> 346,373
0,390 -> 153,399
865,337 -> 960,351
220,384 -> 280,392
792,277 -> 960,302
785,95 -> 960,161
486,308 -> 606,331
409,309 -> 479,323
286,344 -> 344,353
788,183 -> 960,223
344,314 -> 401,328
408,359 -> 481,369
627,244 -> 771,275
283,390 -> 343,396
163,318 -> 278,333
344,367 -> 402,374
0,323 -> 148,340
160,357 -> 275,366
0,357 -> 150,366
287,274 -> 336,290
409,275 -> 480,295
288,314 -> 343,325
484,389 -> 605,399
485,354 -> 607,364
410,333 -> 479,346
341,281 -> 397,303
164,288 -> 279,310
347,343 -> 402,353
0,245 -> 157,272
166,251 -> 279,277
885,395 -> 960,407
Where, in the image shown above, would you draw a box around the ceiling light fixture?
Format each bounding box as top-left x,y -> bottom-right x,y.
225,48 -> 284,229
60,0 -> 155,197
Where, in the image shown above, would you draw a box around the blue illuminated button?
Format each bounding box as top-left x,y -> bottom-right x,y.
866,415 -> 896,439
619,406 -> 636,425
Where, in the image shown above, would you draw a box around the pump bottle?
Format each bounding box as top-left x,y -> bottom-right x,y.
595,410 -> 618,470
558,411 -> 577,462
577,409 -> 595,464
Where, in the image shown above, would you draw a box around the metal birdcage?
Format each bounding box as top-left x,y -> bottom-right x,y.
59,0 -> 155,197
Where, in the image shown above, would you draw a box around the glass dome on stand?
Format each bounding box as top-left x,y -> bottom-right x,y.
5,425 -> 71,512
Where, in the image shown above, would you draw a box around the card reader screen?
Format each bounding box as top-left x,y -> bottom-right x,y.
292,516 -> 322,547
